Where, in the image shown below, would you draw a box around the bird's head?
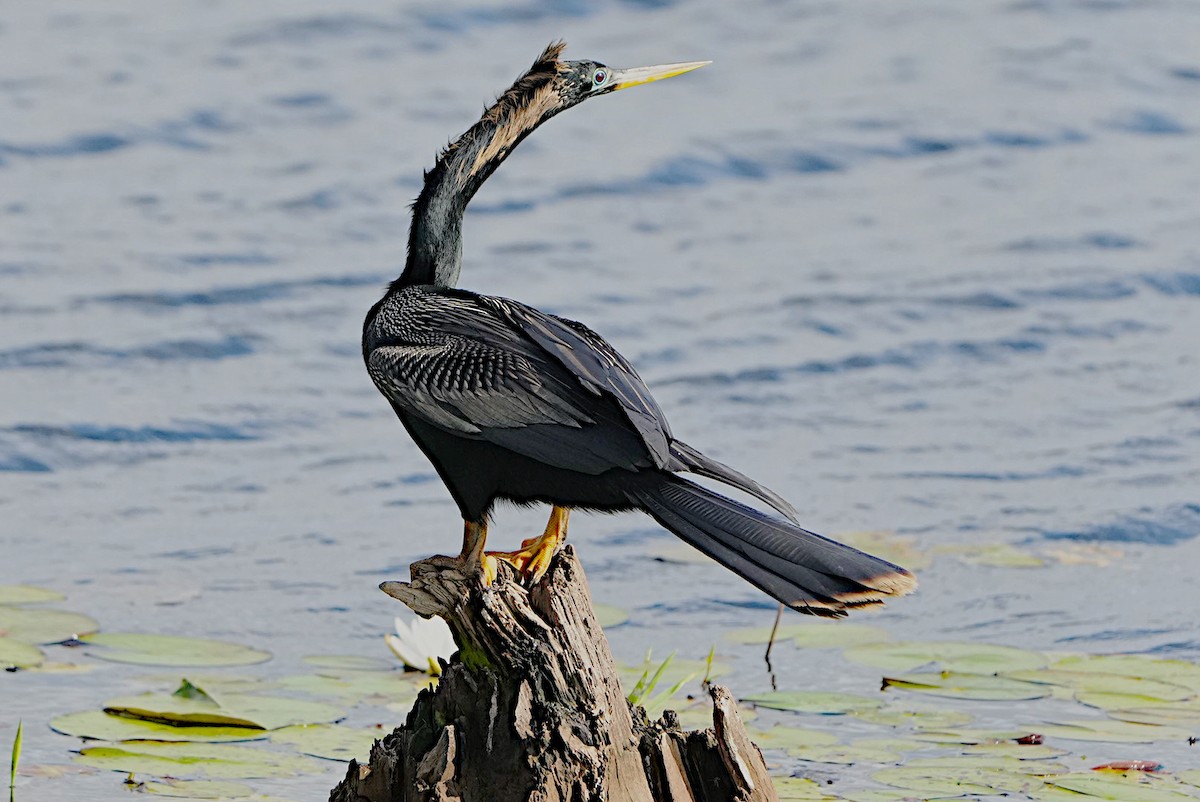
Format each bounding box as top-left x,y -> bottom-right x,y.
465,42 -> 708,179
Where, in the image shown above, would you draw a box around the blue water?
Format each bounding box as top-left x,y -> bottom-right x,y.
3,1 -> 1200,798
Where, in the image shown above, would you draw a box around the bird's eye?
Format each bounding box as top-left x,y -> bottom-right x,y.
592,68 -> 609,88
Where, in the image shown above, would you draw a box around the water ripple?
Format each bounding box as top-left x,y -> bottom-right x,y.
1042,503 -> 1200,545
0,335 -> 259,369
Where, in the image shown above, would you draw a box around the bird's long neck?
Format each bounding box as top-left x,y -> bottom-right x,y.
395,50 -> 564,290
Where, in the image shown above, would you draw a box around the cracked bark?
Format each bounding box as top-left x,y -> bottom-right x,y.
329,546 -> 778,802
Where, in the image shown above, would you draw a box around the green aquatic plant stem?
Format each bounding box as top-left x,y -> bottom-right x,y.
9,720 -> 20,801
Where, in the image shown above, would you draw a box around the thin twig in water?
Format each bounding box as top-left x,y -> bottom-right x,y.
763,603 -> 783,691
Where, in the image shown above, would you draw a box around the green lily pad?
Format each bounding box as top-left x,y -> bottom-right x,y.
839,792 -> 955,802
1047,773 -> 1198,802
104,687 -> 342,730
883,672 -> 1050,701
1077,691 -> 1197,712
1005,669 -> 1194,702
74,741 -> 323,779
50,710 -> 267,743
0,637 -> 44,669
935,542 -> 1045,567
82,633 -> 270,667
1028,719 -> 1190,743
593,604 -> 629,628
0,585 -> 65,605
905,756 -> 1067,776
1107,698 -> 1200,727
302,655 -> 394,672
750,725 -> 839,750
772,776 -> 837,800
1048,655 -> 1200,693
725,622 -> 890,648
836,531 -> 932,571
844,641 -> 1047,674
872,765 -> 1028,795
130,779 -> 255,798
852,737 -> 930,754
962,741 -> 1070,759
278,672 -> 425,705
742,691 -> 883,714
910,728 -> 1046,745
0,607 -> 98,644
787,743 -> 902,765
268,725 -> 379,762
851,706 -> 973,729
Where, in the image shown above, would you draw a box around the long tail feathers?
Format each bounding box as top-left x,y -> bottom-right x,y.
669,440 -> 801,524
628,475 -> 916,616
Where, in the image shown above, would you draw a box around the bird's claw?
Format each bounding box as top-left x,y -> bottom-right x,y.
486,534 -> 558,586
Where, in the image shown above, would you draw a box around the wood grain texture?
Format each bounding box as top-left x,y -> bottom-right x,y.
329,547 -> 778,802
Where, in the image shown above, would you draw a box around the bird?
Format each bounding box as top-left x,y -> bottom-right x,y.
363,42 -> 916,616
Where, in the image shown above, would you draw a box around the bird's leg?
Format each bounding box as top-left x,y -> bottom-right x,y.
460,519 -> 499,586
488,506 -> 570,585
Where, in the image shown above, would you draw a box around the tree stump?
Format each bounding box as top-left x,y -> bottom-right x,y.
330,546 -> 779,802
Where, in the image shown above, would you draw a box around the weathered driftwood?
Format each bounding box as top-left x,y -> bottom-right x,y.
330,546 -> 779,802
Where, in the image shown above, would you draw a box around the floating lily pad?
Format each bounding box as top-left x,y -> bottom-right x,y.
962,741 -> 1070,759
0,585 -> 65,605
1046,772 -> 1198,802
0,607 -> 98,644
50,710 -> 267,743
839,791 -> 952,802
910,729 -> 1045,745
883,672 -> 1050,701
1028,720 -> 1190,743
851,706 -> 973,730
872,765 -> 1016,795
104,687 -> 342,730
837,531 -> 932,570
726,622 -> 890,649
853,737 -> 930,754
278,671 -> 424,705
787,743 -> 902,765
844,641 -> 1047,674
935,542 -> 1045,567
1006,669 -> 1194,702
905,756 -> 1067,776
593,604 -> 629,628
268,724 -> 379,762
1076,691 -> 1197,713
82,633 -> 270,667
75,741 -> 323,779
742,691 -> 883,714
1107,698 -> 1200,727
302,655 -> 394,672
772,776 -> 837,800
0,637 -> 43,669
1048,655 -> 1200,693
750,725 -> 839,750
131,779 -> 255,798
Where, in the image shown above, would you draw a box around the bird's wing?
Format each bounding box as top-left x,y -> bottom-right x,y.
477,296 -> 673,466
366,288 -> 661,474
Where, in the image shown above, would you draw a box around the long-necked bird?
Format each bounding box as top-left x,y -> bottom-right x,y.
364,43 -> 916,615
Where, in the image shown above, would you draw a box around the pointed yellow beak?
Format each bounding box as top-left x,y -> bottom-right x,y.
608,60 -> 711,92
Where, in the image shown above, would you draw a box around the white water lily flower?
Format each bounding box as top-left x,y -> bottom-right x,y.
385,615 -> 457,675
